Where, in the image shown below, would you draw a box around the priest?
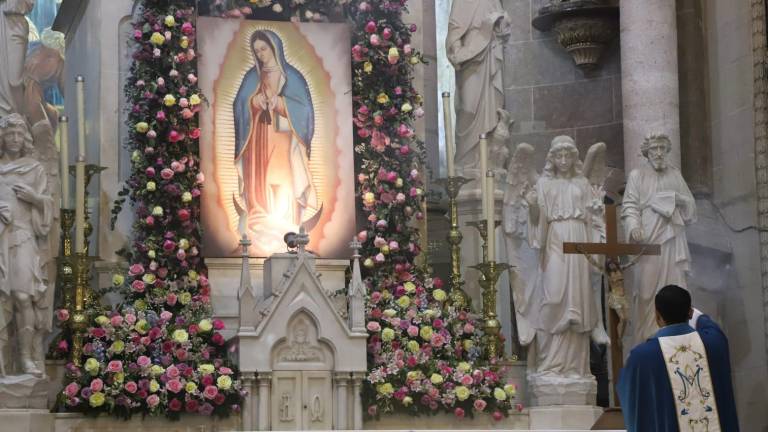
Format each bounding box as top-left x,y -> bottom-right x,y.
617,285 -> 739,432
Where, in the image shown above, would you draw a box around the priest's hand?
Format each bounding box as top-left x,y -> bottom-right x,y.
630,227 -> 644,242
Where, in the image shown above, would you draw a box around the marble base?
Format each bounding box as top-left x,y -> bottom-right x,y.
0,375 -> 50,409
53,413 -> 240,432
528,405 -> 604,430
0,409 -> 54,432
365,410 -> 530,430
528,373 -> 597,406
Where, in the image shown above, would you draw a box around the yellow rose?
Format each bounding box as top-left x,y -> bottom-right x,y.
179,292 -> 192,305
419,326 -> 433,341
163,94 -> 176,107
89,392 -> 105,407
415,94 -> 424,104
381,289 -> 392,300
401,102 -> 413,113
494,387 -> 507,401
187,269 -> 198,280
432,289 -> 447,302
395,178 -> 403,188
181,191 -> 192,202
463,339 -> 474,351
404,281 -> 416,293
149,379 -> 160,392
150,365 -> 165,376
152,206 -> 163,216
387,47 -> 400,60
457,362 -> 471,373
172,329 -> 189,343
376,383 -> 394,395
430,373 -> 443,385
146,181 -> 156,191
217,375 -> 233,390
135,122 -> 149,133
189,94 -> 201,105
142,273 -> 156,284
114,372 -> 125,383
134,299 -> 147,311
180,36 -> 189,49
110,340 -> 125,353
376,93 -> 389,104
135,319 -> 150,334
363,61 -> 373,73
363,192 -> 376,207
409,56 -> 420,65
407,340 -> 420,353
383,309 -> 397,317
198,364 -> 215,375
406,371 -> 421,381
381,328 -> 395,342
112,274 -> 125,286
198,319 -> 213,332
396,295 -> 411,308
148,250 -> 156,259
185,382 -> 198,393
131,150 -> 141,162
150,32 -> 165,46
95,315 -> 109,326
402,396 -> 413,406
504,384 -> 516,397
164,15 -> 176,27
179,239 -> 190,250
380,245 -> 390,255
455,385 -> 470,401
84,357 -> 100,375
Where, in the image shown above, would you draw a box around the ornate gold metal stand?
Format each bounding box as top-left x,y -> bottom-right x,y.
70,253 -> 89,366
472,260 -> 510,361
466,220 -> 502,263
57,209 -> 76,312
434,176 -> 471,309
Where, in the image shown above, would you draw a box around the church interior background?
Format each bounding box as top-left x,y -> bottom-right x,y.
0,0 -> 765,430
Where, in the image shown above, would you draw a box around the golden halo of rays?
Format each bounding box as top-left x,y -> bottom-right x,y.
212,21 -> 336,251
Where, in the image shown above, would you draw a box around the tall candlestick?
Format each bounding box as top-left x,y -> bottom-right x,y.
486,171 -> 495,262
74,157 -> 86,254
479,133 -> 488,219
442,92 -> 456,177
59,116 -> 70,209
76,76 -> 86,158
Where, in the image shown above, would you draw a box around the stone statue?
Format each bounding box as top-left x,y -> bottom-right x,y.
446,0 -> 511,173
0,113 -> 54,377
0,0 -> 35,117
518,136 -> 604,403
621,133 -> 696,345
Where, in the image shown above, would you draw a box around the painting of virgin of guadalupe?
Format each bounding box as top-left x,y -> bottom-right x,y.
198,19 -> 355,258
233,30 -> 321,231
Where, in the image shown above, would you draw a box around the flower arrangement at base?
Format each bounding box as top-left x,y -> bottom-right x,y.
59,1 -> 243,419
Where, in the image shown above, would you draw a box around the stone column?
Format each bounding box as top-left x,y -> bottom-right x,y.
351,373 -> 365,429
620,0 -> 681,172
334,372 -> 349,429
257,372 -> 272,430
241,373 -> 256,431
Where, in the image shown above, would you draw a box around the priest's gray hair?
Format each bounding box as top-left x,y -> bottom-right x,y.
641,133 -> 672,158
0,113 -> 35,156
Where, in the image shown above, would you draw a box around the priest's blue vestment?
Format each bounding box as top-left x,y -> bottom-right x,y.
617,315 -> 740,432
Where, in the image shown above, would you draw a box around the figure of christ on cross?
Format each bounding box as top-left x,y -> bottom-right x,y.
563,202 -> 660,406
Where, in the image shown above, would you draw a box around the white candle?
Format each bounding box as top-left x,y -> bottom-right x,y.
479,134 -> 488,218
442,92 -> 455,177
74,158 -> 86,253
59,116 -> 70,209
486,171 -> 495,262
76,76 -> 86,158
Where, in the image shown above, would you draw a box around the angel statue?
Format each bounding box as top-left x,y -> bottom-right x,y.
512,136 -> 607,398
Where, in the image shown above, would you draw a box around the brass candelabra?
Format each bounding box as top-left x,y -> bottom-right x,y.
472,260 -> 509,361
434,176 -> 471,309
57,209 -> 76,312
466,219 -> 501,263
70,253 -> 89,366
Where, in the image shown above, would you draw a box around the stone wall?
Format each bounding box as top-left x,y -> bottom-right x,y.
502,0 -> 623,171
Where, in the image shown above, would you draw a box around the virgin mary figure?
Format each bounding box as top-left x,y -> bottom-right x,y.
233,30 -> 320,242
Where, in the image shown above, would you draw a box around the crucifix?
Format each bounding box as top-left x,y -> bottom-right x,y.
563,202 -> 660,405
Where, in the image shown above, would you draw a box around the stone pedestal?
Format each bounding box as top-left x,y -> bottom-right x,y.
528,373 -> 597,406
0,376 -> 50,409
0,409 -> 54,432
528,405 -> 604,430
365,410 -> 530,430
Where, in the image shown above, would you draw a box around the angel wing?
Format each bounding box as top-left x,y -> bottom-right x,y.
582,142 -> 625,203
502,143 -> 537,237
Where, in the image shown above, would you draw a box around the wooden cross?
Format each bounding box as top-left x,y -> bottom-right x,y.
563,203 -> 660,406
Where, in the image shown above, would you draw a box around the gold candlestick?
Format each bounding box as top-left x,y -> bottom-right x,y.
434,176 -> 471,309
467,219 -> 502,263
472,260 -> 510,361
70,252 -> 90,367
57,209 -> 76,312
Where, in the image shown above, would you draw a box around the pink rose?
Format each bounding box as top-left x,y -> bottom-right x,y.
365,21 -> 377,33
128,264 -> 145,276
382,28 -> 392,40
160,168 -> 174,180
110,315 -> 123,326
407,326 -> 419,337
166,293 -> 178,306
131,280 -> 146,293
107,360 -> 123,373
218,366 -> 232,375
203,385 -> 218,400
213,319 -> 225,330
146,394 -> 160,407
90,378 -> 104,392
181,108 -> 194,120
64,382 -> 80,397
133,29 -> 142,40
181,22 -> 193,35
168,130 -> 182,142
189,128 -> 201,139
56,309 -> 70,322
137,355 -> 151,368
454,407 -> 465,418
187,73 -> 197,84
125,313 -> 137,325
177,209 -> 190,221
160,311 -> 173,321
196,173 -> 205,184
155,110 -> 166,122
461,374 -> 473,386
366,321 -> 381,332
171,161 -> 184,172
473,399 -> 487,411
464,323 -> 474,334
492,411 -> 503,421
167,378 -> 183,393
124,381 -> 138,394
370,34 -> 380,46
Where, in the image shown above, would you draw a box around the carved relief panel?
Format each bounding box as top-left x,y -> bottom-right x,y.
272,371 -> 332,430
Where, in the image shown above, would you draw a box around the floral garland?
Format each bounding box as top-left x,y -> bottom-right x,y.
57,0 -> 519,421
58,1 -> 243,419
